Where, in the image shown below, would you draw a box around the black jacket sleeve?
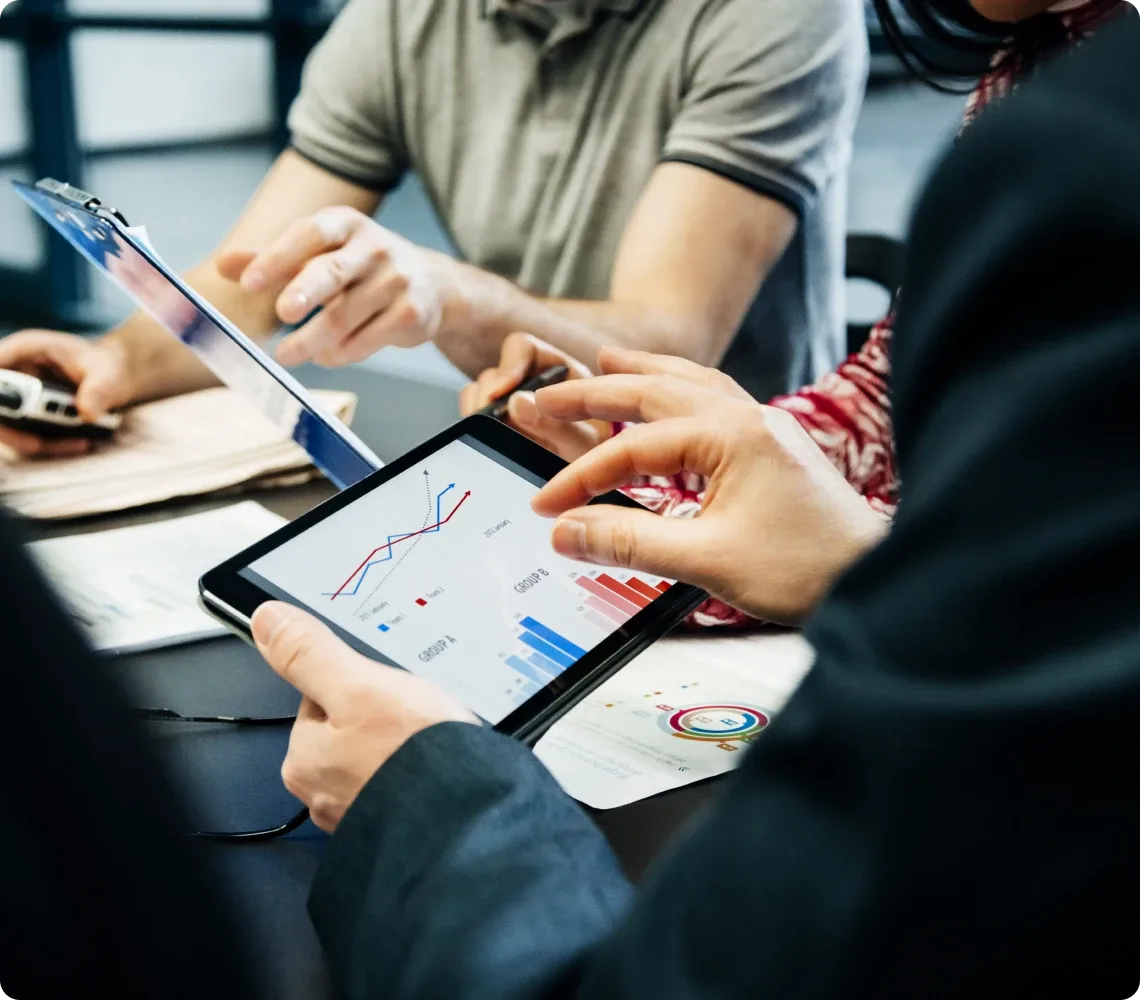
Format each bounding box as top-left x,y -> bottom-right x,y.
309,18 -> 1140,1000
0,511 -> 261,1000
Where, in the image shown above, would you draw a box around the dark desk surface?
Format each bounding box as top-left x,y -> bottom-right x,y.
33,364 -> 720,999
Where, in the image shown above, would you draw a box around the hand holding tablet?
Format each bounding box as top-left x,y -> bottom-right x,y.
249,600 -> 479,833
200,416 -> 706,744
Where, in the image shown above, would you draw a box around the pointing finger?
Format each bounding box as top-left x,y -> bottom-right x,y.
239,207 -> 364,296
534,374 -> 723,426
597,347 -> 752,402
215,249 -> 258,283
531,418 -> 727,516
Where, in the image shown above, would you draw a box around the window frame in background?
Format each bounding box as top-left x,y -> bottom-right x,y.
0,0 -> 336,328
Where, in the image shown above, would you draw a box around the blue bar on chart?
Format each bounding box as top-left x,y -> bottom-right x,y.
519,617 -> 587,659
528,651 -> 565,678
507,655 -> 553,688
518,631 -> 576,670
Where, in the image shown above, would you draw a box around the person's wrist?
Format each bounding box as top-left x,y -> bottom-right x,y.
793,508 -> 889,623
729,508 -> 888,626
435,254 -> 505,341
96,329 -> 142,404
102,324 -> 195,405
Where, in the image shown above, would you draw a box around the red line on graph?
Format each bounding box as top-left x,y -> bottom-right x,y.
329,491 -> 472,600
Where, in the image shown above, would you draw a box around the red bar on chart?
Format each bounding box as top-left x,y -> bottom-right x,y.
596,573 -> 652,609
585,594 -> 630,625
415,598 -> 428,606
656,581 -> 672,593
625,577 -> 662,603
576,576 -> 641,617
629,576 -> 665,602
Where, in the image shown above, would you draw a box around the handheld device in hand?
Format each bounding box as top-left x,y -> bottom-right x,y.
477,365 -> 570,421
0,369 -> 121,440
199,415 -> 705,744
11,178 -> 381,488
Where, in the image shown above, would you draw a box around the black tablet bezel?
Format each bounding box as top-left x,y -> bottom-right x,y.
200,414 -> 707,744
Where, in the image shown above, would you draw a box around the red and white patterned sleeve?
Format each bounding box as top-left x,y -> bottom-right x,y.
613,319 -> 898,629
770,319 -> 898,509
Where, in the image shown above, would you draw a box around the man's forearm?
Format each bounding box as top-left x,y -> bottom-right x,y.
436,263 -> 730,378
103,258 -> 282,404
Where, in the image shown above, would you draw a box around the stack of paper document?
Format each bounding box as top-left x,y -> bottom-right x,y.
28,502 -> 287,654
0,386 -> 357,520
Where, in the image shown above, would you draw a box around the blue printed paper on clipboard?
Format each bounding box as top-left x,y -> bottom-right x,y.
12,179 -> 383,490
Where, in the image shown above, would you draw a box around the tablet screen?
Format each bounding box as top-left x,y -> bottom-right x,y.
241,435 -> 675,725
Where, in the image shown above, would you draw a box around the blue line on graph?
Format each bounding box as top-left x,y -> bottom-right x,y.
519,617 -> 587,659
429,483 -> 455,533
323,484 -> 456,597
507,655 -> 553,687
528,651 -> 564,677
518,631 -> 576,670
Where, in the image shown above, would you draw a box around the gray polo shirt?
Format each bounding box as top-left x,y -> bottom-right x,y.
289,0 -> 868,399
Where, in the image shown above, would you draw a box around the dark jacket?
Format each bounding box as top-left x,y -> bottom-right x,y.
0,513 -> 259,999
308,18 -> 1140,1000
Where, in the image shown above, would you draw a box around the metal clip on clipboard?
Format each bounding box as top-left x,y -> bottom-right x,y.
34,178 -> 130,227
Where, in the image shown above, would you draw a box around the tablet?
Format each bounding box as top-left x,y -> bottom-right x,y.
11,178 -> 382,489
200,416 -> 706,743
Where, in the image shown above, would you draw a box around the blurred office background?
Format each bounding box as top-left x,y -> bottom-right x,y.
0,0 -> 966,389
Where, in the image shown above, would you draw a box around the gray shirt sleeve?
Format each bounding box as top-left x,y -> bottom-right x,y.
662,0 -> 868,216
287,0 -> 409,191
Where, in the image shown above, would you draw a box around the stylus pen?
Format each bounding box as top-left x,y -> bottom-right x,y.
477,365 -> 570,421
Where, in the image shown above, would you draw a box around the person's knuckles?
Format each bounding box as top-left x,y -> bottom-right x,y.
309,795 -> 342,833
310,207 -> 358,246
382,270 -> 410,297
364,240 -> 391,267
598,515 -> 641,569
380,302 -> 434,346
476,367 -> 501,392
280,754 -> 308,802
500,332 -> 535,364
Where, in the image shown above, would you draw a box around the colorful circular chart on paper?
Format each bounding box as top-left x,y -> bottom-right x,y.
659,704 -> 771,743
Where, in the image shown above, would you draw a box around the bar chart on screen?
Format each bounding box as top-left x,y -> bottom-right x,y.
573,569 -> 672,626
498,570 -> 675,694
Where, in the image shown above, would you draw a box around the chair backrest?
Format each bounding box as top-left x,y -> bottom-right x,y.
846,233 -> 906,356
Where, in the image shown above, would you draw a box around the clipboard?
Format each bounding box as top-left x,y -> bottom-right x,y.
11,178 -> 384,490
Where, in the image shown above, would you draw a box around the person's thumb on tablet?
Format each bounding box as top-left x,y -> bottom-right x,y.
251,602 -> 478,833
550,506 -> 708,589
251,602 -> 372,711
